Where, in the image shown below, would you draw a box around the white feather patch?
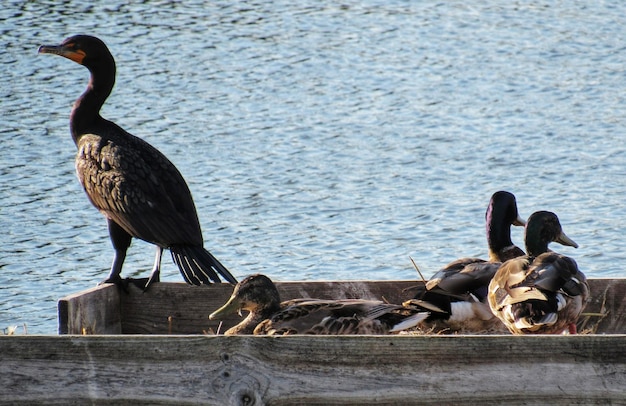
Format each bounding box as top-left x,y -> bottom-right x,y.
389,313 -> 429,332
449,302 -> 479,323
556,293 -> 567,311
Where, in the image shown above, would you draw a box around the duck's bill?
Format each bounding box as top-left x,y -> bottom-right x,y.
209,296 -> 242,320
556,231 -> 578,248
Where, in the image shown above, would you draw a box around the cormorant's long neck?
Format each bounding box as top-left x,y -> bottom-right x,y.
70,62 -> 115,145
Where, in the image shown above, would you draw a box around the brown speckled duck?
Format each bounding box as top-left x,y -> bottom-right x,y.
488,211 -> 589,334
405,191 -> 525,333
209,274 -> 428,335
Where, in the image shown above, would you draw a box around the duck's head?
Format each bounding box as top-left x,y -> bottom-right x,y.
485,191 -> 525,228
39,35 -> 115,72
484,191 -> 526,261
524,211 -> 578,256
209,274 -> 281,320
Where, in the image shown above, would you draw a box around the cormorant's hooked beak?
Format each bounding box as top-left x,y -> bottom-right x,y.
38,43 -> 86,64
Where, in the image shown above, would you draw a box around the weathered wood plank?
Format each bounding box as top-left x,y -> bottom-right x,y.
119,280 -> 422,334
1,335 -> 624,405
581,278 -> 626,334
59,278 -> 626,335
58,284 -> 121,334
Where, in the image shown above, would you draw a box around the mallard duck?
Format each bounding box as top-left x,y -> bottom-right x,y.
488,211 -> 589,334
209,274 -> 428,335
406,260 -> 506,332
404,191 -> 525,333
485,191 -> 526,262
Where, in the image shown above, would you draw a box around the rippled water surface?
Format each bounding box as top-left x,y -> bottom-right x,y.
2,1 -> 626,333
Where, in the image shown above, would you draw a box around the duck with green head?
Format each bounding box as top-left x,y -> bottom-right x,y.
405,191 -> 525,332
488,211 -> 588,334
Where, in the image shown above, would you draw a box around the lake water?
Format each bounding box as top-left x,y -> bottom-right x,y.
2,0 -> 625,334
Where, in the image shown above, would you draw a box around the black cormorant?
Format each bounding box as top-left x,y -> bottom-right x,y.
38,35 -> 237,289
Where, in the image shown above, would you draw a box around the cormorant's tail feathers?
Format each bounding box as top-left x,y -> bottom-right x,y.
170,246 -> 238,285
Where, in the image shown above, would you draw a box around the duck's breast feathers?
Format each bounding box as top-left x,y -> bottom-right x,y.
75,130 -> 202,245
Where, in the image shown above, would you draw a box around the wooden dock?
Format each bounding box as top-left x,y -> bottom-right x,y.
0,278 -> 624,405
57,278 -> 625,335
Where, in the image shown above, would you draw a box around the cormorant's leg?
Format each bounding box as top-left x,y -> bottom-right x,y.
144,246 -> 163,291
101,219 -> 132,287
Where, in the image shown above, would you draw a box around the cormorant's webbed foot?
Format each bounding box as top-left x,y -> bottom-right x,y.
99,274 -> 130,293
100,276 -> 154,293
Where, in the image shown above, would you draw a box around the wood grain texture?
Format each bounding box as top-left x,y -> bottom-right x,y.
122,279 -> 423,334
59,278 -> 624,335
58,284 -> 121,334
1,334 -> 625,405
582,278 -> 626,334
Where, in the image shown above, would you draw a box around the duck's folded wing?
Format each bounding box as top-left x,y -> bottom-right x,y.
512,253 -> 583,295
427,258 -> 500,295
501,287 -> 548,306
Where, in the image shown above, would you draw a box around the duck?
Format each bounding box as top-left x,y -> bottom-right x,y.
484,190 -> 526,262
488,210 -> 588,334
209,274 -> 429,335
404,191 -> 525,333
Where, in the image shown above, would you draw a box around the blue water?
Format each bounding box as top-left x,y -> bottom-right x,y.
1,1 -> 625,334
